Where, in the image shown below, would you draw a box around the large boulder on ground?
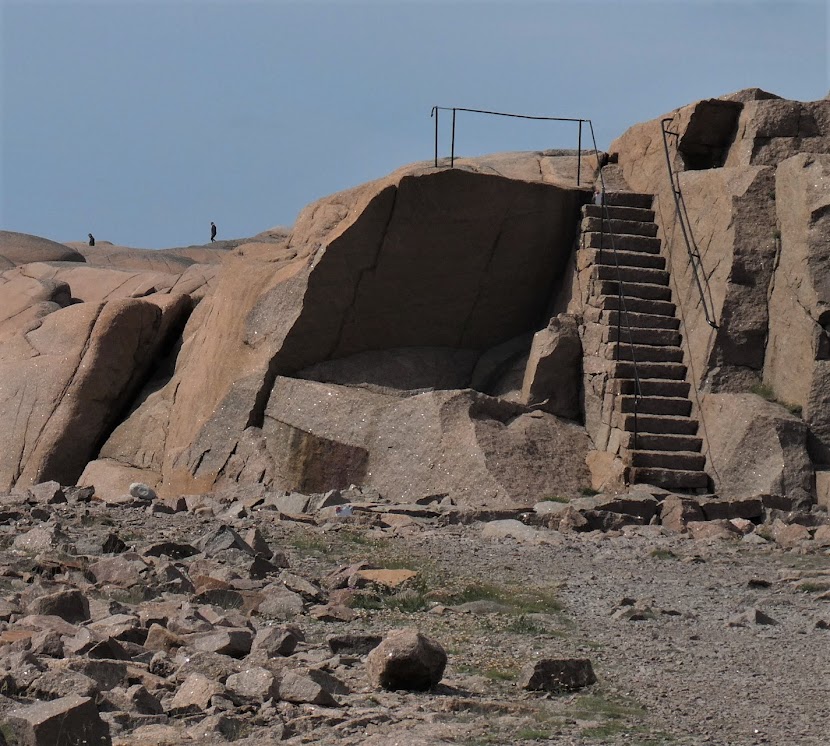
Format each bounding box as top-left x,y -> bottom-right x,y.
700,393 -> 814,504
257,378 -> 592,505
365,628 -> 447,691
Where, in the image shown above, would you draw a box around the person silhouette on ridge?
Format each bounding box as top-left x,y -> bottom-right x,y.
210,222 -> 217,243
88,233 -> 95,246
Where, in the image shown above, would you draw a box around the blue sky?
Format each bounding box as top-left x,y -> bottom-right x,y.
1,0 -> 827,249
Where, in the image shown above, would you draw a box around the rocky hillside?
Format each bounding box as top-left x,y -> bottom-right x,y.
0,89 -> 829,746
3,89 -> 830,510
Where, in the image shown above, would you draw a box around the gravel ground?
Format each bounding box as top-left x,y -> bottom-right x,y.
265,515 -> 830,746
0,491 -> 827,746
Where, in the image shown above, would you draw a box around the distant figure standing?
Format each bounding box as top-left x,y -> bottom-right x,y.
88,233 -> 95,246
593,186 -> 604,206
210,222 -> 217,243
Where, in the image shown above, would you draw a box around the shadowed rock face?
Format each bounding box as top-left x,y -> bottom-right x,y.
98,161 -> 589,502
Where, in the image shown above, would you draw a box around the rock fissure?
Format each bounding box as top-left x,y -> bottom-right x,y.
324,186 -> 400,363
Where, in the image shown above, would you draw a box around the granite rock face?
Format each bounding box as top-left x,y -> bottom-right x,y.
603,89 -> 830,497
0,229 -> 279,492
99,159 -> 589,503
3,94 -> 830,502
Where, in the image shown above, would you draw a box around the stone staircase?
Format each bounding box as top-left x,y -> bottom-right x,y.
578,191 -> 709,492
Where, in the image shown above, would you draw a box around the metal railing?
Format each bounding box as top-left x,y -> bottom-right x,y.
430,106 -> 589,185
660,118 -> 719,330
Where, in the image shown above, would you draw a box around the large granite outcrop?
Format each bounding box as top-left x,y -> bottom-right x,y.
0,292 -> 190,490
603,90 -> 830,498
98,159 -> 590,502
0,231 -> 239,490
5,97 -> 830,503
0,231 -> 84,265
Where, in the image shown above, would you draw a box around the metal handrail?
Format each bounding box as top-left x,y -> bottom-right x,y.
660,118 -> 719,330
430,106 -> 589,185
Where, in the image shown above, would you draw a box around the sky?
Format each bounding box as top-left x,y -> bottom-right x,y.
1,0 -> 828,250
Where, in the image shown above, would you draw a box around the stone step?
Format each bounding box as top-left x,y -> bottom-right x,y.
617,395 -> 692,417
621,432 -> 703,452
613,378 -> 691,398
602,310 -> 680,330
617,413 -> 699,435
583,204 -> 655,223
611,361 -> 688,380
580,248 -> 666,270
627,449 -> 707,470
596,295 -> 677,317
593,265 -> 670,287
580,216 -> 659,237
594,280 -> 672,302
629,467 -> 709,491
604,326 -> 681,346
603,191 -> 654,209
584,232 -> 662,254
605,342 -> 684,364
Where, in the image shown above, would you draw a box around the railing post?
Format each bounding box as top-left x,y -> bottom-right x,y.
577,120 -> 582,186
451,109 -> 457,167
432,107 -> 439,168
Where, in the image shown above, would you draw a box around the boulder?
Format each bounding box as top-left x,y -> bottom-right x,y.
26,590 -> 90,624
251,624 -> 303,657
169,673 -> 223,712
224,667 -> 279,702
190,628 -> 253,658
25,481 -> 66,504
519,658 -> 597,692
660,495 -> 705,532
697,495 -> 764,521
4,695 -> 111,746
520,313 -> 582,418
365,628 -> 447,691
261,379 -> 591,505
277,671 -> 338,706
687,520 -> 742,541
700,393 -> 814,504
